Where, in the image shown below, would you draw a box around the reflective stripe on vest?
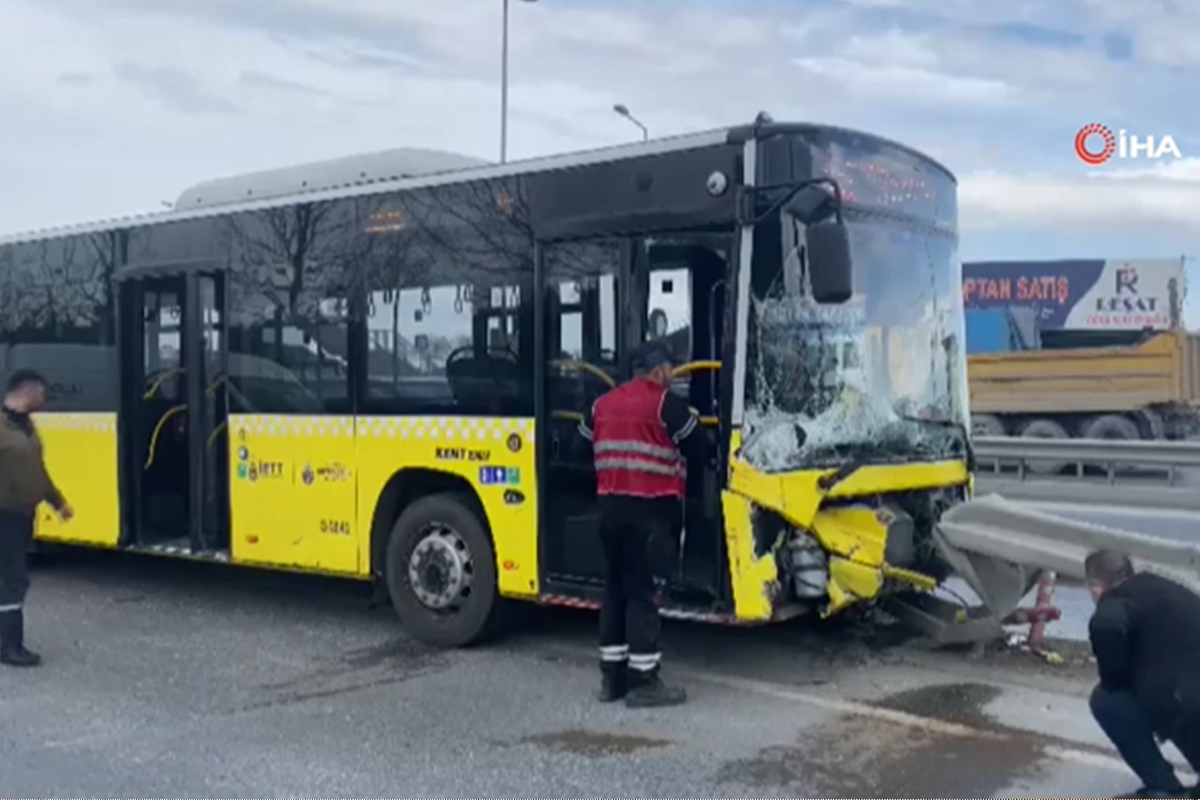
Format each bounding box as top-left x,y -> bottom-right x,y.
595,439 -> 685,478
590,378 -> 686,498
595,456 -> 686,477
593,440 -> 681,461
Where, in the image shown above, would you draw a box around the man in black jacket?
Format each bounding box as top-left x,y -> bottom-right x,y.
1087,549 -> 1200,798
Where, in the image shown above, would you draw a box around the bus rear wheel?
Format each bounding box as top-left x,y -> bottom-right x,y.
385,492 -> 502,648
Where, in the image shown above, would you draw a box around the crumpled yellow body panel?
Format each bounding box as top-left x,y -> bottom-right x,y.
721,430 -> 965,621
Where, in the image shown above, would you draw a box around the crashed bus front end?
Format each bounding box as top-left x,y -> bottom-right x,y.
720,123 -> 975,625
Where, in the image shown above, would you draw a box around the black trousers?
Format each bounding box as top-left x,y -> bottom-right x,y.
0,510 -> 33,652
1091,684 -> 1200,792
597,495 -> 679,681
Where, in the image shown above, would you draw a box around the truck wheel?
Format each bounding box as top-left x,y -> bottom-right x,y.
1082,414 -> 1141,441
1018,418 -> 1069,474
971,414 -> 1006,437
385,492 -> 502,648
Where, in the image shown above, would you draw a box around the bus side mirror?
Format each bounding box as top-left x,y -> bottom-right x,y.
806,221 -> 852,304
785,185 -> 836,224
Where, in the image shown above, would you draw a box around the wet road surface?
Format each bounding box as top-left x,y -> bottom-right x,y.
0,549 -> 1189,797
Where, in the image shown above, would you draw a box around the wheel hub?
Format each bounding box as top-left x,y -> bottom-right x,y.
408,526 -> 474,611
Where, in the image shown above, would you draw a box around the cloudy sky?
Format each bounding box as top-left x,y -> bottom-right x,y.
1,0 -> 1196,267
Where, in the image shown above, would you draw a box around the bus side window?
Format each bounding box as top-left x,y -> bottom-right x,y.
644,240 -> 729,415
359,179 -> 535,416
647,266 -> 691,366
544,240 -> 621,420
555,277 -> 616,366
364,284 -> 471,411
221,203 -> 354,415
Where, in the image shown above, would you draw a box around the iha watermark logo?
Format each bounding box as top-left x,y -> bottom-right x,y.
1075,123 -> 1182,166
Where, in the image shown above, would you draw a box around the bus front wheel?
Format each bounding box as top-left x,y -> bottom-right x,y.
385,492 -> 502,648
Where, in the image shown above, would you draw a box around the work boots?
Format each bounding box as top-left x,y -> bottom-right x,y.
0,646 -> 41,667
597,662 -> 627,702
625,671 -> 686,708
0,610 -> 40,667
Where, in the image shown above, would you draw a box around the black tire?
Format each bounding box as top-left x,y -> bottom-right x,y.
1018,418 -> 1069,474
1082,414 -> 1141,441
971,413 -> 1006,438
385,492 -> 502,648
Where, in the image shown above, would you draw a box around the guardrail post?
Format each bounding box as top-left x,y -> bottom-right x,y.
1027,570 -> 1057,649
1001,570 -> 1062,646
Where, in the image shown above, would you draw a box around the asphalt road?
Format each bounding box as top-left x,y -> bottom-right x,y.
2,549 -> 1190,798
1034,501 -> 1200,545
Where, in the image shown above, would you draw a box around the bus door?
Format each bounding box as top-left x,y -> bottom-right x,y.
637,236 -> 730,597
118,268 -> 229,555
538,237 -> 629,585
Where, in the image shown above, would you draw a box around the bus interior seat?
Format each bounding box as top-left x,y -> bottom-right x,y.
445,353 -> 522,415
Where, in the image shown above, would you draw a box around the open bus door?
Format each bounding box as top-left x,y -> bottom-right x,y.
116,265 -> 230,555
638,235 -> 730,600
538,237 -> 629,585
537,231 -> 732,605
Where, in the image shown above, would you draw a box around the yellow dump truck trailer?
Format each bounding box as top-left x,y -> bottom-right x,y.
969,328 -> 1200,442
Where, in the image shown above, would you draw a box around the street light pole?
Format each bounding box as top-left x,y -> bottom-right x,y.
613,103 -> 648,141
501,0 -> 538,163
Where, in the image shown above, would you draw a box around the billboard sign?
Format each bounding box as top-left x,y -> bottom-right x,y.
961,258 -> 1184,331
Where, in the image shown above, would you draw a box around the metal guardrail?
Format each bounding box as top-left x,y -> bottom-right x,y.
972,436 -> 1200,512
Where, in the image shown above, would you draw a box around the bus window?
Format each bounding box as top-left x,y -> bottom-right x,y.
364,279 -> 531,415
544,239 -> 621,419
225,289 -> 349,414
358,179 -> 535,416
642,237 -> 731,415
0,233 -> 119,414
220,203 -> 354,415
553,275 -> 616,366
647,267 -> 691,365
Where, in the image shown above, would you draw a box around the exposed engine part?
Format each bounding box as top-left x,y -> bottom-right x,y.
784,531 -> 829,599
879,499 -> 916,568
750,503 -> 790,559
891,486 -> 968,582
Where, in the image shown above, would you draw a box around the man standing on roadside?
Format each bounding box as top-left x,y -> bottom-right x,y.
0,369 -> 72,667
578,340 -> 708,708
1086,548 -> 1200,798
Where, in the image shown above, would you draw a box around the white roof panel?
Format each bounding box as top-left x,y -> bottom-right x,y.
174,147 -> 490,210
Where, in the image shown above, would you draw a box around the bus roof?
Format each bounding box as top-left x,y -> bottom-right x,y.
0,120 -> 955,247
173,147 -> 491,210
0,127 -> 729,246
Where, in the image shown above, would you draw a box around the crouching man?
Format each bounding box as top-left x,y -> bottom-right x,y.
1086,548 -> 1200,798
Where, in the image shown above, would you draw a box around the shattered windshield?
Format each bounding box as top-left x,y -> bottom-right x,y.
740,137 -> 968,472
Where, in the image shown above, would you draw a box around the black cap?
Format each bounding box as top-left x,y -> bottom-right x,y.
631,340 -> 675,371
6,369 -> 46,393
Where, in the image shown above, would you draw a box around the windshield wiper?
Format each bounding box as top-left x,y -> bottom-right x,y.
816,453 -> 872,493
896,413 -> 969,441
817,417 -> 971,493
897,413 -> 958,427
896,415 -> 975,471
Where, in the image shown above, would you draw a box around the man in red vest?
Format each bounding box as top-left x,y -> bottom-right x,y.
578,340 -> 709,708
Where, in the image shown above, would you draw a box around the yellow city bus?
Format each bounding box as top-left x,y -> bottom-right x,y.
0,118 -> 971,646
